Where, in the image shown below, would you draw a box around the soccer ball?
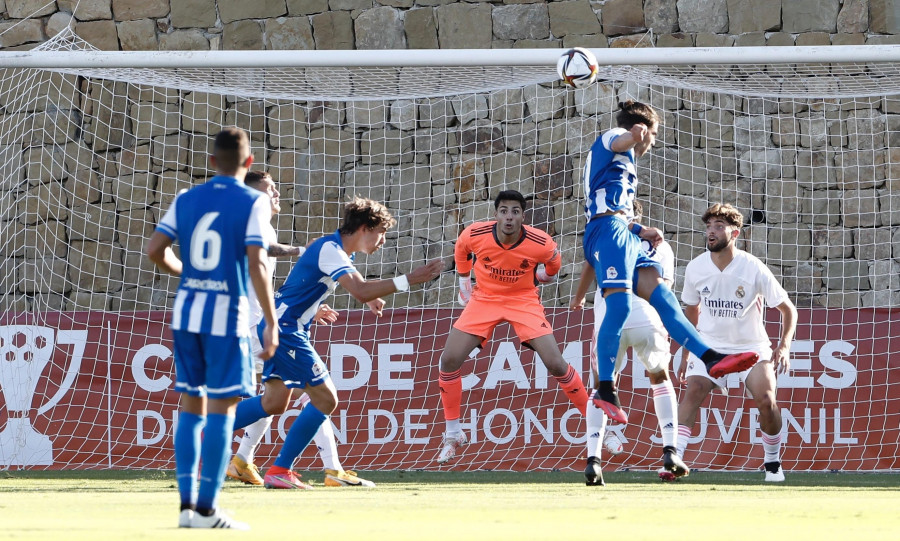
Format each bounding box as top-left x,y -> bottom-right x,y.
557,47 -> 599,89
603,432 -> 624,456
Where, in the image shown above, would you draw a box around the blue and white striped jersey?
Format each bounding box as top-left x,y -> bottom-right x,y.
274,230 -> 357,333
155,175 -> 271,337
582,127 -> 637,221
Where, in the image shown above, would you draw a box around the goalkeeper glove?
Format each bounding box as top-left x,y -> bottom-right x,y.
535,264 -> 556,283
458,275 -> 473,306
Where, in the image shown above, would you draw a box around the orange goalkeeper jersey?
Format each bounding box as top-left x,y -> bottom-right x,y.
455,221 -> 561,301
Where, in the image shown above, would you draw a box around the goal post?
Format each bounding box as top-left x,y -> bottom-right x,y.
0,28 -> 897,473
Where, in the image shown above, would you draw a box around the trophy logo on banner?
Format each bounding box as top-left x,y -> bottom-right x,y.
0,325 -> 86,466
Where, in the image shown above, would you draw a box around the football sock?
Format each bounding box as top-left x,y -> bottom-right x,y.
585,391 -> 608,458
651,381 -> 678,448
439,369 -> 463,424
554,364 -> 588,415
273,403 -> 327,470
676,424 -> 691,458
174,411 -> 205,507
232,395 -> 267,431
762,431 -> 783,463
314,417 -> 341,471
595,291 -> 631,381
236,415 -> 272,463
648,284 -> 716,359
196,412 -> 235,511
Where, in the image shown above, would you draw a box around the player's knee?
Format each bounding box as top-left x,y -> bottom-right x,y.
439,352 -> 465,372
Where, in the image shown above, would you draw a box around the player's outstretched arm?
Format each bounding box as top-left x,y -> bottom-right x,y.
145,231 -> 182,276
337,259 -> 445,303
267,241 -> 303,258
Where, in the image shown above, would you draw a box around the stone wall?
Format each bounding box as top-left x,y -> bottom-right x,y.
2,1 -> 900,312
0,1 -> 898,52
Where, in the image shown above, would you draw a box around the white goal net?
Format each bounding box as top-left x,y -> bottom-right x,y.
0,28 -> 897,473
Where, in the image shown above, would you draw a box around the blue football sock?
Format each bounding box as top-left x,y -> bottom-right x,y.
174,411 -> 205,507
273,404 -> 328,470
648,284 -> 714,358
233,395 -> 267,431
595,291 -> 631,382
196,412 -> 234,511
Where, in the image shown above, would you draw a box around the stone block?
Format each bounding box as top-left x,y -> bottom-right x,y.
68,0 -> 113,21
0,19 -> 43,48
838,0 -> 869,33
47,12 -> 74,36
831,33 -> 866,46
219,0 -> 287,23
7,0 -> 57,18
264,17 -> 314,49
390,165 -> 432,210
117,19 -> 158,51
548,0 -> 602,37
782,0 -> 839,32
452,156 -> 488,203
489,88 -> 525,123
504,121 -> 538,155
656,33 -> 692,47
268,104 -> 309,149
418,97 -> 456,129
535,119 -> 567,155
171,0 -> 216,28
361,129 -> 411,165
855,227 -> 893,260
460,125 -> 505,154
677,0 -> 727,33
533,155 -> 572,200
356,6 -> 405,49
68,240 -> 124,292
436,3 -> 492,49
160,29 -> 210,50
601,0 -> 644,37
347,100 -> 388,129
870,0 -> 900,33
766,226 -> 811,263
20,257 -> 69,294
404,7 -> 437,49
288,0 -> 328,15
644,0 -> 677,33
151,133 -> 189,171
524,84 -> 564,123
561,34 -> 608,49
223,20 -> 263,50
414,129 -> 448,156
182,92 -> 225,135
485,152 -> 535,196
308,127 -> 355,166
526,198 -> 556,236
312,11 -> 354,49
766,32 -> 794,46
877,191 -> 900,226
76,19 -> 120,50
493,4 -> 549,40
842,189 -> 880,228
389,99 -> 417,131
343,166 -> 392,205
726,0 -> 780,33
824,260 -> 870,291
609,33 -> 654,48
795,32 -> 831,46
112,0 -> 169,21
695,33 -> 734,47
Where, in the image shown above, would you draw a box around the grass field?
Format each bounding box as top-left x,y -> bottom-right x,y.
1,469 -> 897,540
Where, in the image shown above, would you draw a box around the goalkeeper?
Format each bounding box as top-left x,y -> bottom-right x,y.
436,190 -> 589,465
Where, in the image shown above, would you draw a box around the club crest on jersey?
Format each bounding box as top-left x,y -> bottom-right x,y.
312,361 -> 326,376
606,267 -> 618,279
735,286 -> 745,298
700,286 -> 711,296
520,259 -> 530,270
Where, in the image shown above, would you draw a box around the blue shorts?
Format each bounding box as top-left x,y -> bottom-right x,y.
258,326 -> 330,389
583,214 -> 662,292
171,330 -> 255,399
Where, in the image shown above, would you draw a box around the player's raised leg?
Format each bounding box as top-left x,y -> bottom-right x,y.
436,328 -> 483,464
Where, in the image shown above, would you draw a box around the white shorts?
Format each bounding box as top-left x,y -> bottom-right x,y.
683,347 -> 770,387
591,324 -> 671,376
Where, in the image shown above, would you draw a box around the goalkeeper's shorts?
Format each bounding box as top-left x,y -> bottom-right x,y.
453,295 -> 554,347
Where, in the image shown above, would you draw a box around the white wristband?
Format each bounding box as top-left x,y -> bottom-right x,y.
392,274 -> 410,292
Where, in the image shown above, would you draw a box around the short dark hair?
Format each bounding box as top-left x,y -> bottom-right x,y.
702,203 -> 744,228
213,127 -> 250,173
339,196 -> 396,235
494,190 -> 527,211
244,170 -> 272,188
616,100 -> 660,130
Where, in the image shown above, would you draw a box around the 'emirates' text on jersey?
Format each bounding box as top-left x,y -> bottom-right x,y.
274,231 -> 356,333
681,250 -> 789,352
582,128 -> 637,221
155,175 -> 271,337
455,221 -> 561,301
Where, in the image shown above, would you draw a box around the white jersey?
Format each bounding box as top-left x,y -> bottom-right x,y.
681,249 -> 789,355
247,223 -> 307,327
593,238 -> 675,332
